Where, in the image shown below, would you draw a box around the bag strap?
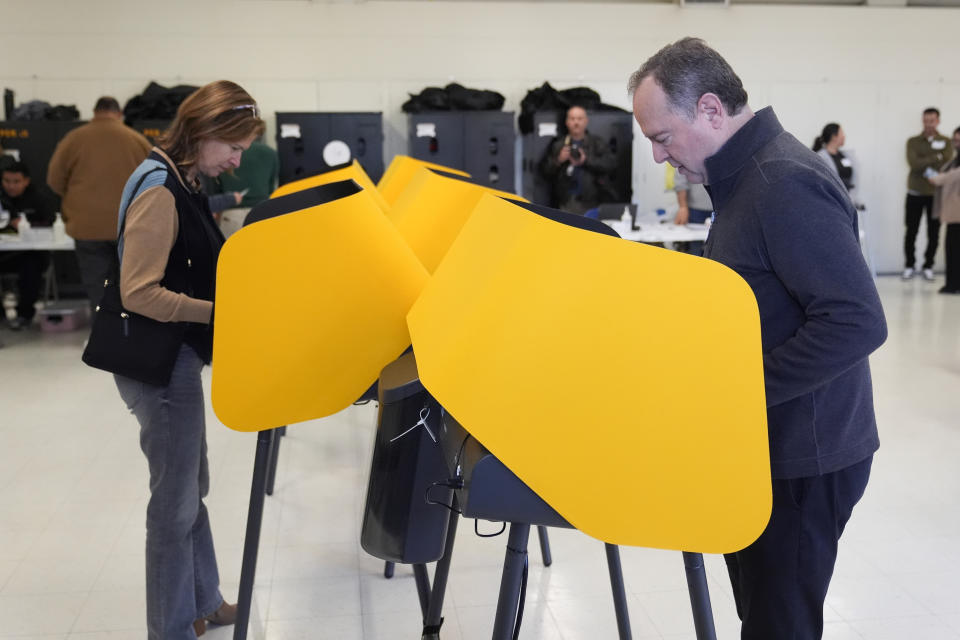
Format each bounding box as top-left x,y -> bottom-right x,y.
117,166 -> 167,243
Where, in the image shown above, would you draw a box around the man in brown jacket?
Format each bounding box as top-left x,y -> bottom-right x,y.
48,97 -> 151,308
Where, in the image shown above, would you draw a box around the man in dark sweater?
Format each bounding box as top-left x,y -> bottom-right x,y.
630,38 -> 887,639
1,161 -> 56,328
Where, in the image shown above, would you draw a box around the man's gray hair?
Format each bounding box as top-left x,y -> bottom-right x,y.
627,37 -> 748,119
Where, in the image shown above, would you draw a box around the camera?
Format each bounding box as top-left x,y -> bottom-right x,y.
569,145 -> 583,162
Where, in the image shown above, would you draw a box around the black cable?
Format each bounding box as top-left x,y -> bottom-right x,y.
513,555 -> 529,640
424,480 -> 462,514
474,519 -> 507,538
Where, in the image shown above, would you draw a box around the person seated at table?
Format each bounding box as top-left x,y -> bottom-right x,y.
0,161 -> 56,329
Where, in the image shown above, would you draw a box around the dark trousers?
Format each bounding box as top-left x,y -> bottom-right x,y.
904,194 -> 939,269
0,250 -> 50,320
945,224 -> 960,291
74,239 -> 117,311
724,455 -> 873,640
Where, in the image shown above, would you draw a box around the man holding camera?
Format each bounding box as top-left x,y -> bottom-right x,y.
540,105 -> 617,215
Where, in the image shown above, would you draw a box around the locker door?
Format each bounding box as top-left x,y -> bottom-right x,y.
408,113 -> 464,171
463,112 -> 515,192
520,111 -> 563,205
331,113 -> 384,183
276,112 -> 331,185
588,112 -> 634,203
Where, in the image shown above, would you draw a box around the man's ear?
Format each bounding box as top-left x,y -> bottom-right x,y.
698,93 -> 725,129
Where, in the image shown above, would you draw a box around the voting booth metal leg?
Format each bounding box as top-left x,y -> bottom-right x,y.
413,564 -> 431,621
264,425 -> 285,496
491,523 -> 531,640
422,510 -> 459,638
233,428 -> 277,640
682,552 -> 717,640
536,526 -> 552,567
384,561 -> 396,579
605,544 -> 633,639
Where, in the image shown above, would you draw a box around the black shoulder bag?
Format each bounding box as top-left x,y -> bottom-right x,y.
81,168 -> 189,386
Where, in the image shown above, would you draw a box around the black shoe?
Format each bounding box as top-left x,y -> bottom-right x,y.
938,286 -> 960,295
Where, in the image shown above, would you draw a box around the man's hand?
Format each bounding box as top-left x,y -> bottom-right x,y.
232,191 -> 243,206
675,206 -> 690,225
557,146 -> 571,164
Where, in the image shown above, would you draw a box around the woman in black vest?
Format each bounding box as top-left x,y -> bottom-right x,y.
114,80 -> 264,640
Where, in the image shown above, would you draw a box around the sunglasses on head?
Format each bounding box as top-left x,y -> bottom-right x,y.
231,103 -> 260,119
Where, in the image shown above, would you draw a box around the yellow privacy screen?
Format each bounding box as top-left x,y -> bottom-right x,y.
377,155 -> 469,208
270,160 -> 389,213
390,168 -> 524,273
408,196 -> 770,553
212,183 -> 429,432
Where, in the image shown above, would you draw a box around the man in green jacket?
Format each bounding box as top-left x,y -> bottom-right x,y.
904,107 -> 954,280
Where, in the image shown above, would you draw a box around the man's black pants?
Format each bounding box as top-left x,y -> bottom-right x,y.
0,250 -> 50,321
944,223 -> 960,291
724,455 -> 873,640
904,194 -> 939,269
74,239 -> 117,312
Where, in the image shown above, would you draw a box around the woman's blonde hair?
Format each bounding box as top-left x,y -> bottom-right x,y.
157,80 -> 266,168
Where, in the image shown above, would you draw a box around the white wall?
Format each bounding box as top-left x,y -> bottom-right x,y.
2,0 -> 959,272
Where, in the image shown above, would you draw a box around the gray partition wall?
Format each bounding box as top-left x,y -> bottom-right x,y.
520,111 -> 634,207
276,112 -> 384,185
0,120 -> 85,188
407,111 -> 516,192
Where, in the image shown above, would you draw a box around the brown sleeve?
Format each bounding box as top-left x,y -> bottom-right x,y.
47,134 -> 74,196
119,186 -> 213,324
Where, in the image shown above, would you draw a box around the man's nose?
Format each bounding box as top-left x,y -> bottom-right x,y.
651,144 -> 669,164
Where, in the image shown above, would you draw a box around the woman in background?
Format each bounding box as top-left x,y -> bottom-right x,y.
114,80 -> 264,639
813,123 -> 862,207
929,126 -> 960,294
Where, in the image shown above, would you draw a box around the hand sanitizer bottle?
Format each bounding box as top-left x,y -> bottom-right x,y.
18,214 -> 31,239
53,212 -> 66,242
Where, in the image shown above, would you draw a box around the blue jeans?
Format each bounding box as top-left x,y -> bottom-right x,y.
115,345 -> 224,640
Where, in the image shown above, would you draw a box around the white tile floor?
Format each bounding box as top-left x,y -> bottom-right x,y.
1,276 -> 959,639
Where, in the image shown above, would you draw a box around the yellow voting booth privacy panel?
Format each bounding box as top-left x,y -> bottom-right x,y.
270,160 -> 390,213
390,167 -> 525,273
408,195 -> 771,553
376,155 -> 470,208
212,186 -> 429,432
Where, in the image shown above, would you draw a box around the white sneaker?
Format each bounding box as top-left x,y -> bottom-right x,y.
902,267 -> 915,280
922,268 -> 935,281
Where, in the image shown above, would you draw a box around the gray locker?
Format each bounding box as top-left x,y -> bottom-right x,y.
463,112 -> 515,192
520,111 -> 633,207
407,112 -> 464,172
407,111 -> 516,192
276,112 -> 384,185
